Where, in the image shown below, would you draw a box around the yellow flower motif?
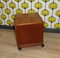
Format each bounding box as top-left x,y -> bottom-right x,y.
5,8 -> 11,14
41,9 -> 49,16
15,0 -> 21,2
54,23 -> 60,28
11,15 -> 15,20
7,20 -> 12,25
44,22 -> 49,27
48,16 -> 56,22
28,0 -> 34,2
0,20 -> 2,25
21,2 -> 29,9
16,9 -> 23,14
34,2 -> 42,9
49,2 -> 58,9
9,2 -> 16,9
28,9 -> 35,13
3,0 -> 9,2
42,0 -> 49,2
0,2 -> 4,8
56,10 -> 60,17
1,14 -> 6,20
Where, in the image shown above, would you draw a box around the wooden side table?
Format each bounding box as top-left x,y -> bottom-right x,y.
15,13 -> 44,50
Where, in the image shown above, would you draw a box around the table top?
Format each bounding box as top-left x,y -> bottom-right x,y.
15,13 -> 43,25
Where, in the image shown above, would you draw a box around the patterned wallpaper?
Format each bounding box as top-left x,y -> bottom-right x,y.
0,0 -> 60,29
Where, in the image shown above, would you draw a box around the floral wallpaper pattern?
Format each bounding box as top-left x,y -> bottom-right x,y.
0,0 -> 60,29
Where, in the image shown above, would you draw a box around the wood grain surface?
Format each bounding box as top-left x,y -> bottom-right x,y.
0,29 -> 60,58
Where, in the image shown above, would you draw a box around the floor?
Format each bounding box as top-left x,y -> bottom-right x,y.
0,29 -> 60,58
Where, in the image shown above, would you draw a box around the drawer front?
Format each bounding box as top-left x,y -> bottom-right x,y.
15,23 -> 44,45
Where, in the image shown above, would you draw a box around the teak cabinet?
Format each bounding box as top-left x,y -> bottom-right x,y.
15,13 -> 44,50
